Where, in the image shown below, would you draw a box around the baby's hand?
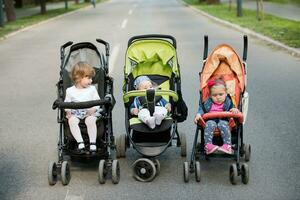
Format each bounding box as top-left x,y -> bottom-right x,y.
166,103 -> 172,112
87,107 -> 97,116
194,114 -> 202,124
131,108 -> 139,115
230,108 -> 239,114
66,111 -> 72,119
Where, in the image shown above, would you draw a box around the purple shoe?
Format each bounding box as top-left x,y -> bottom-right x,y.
205,143 -> 219,155
219,144 -> 233,154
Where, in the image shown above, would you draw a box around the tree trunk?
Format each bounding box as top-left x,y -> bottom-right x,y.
75,0 -> 79,4
15,0 -> 23,8
40,0 -> 46,14
4,0 -> 16,22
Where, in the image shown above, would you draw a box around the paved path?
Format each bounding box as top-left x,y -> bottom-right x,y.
0,0 -> 300,199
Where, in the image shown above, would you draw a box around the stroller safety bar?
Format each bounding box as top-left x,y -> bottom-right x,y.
123,90 -> 179,103
53,98 -> 113,110
201,112 -> 244,123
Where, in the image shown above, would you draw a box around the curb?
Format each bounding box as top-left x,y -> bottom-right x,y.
179,0 -> 300,58
0,1 -> 107,42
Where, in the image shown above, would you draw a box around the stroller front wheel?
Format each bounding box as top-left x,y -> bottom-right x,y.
98,160 -> 107,184
132,158 -> 156,182
112,160 -> 120,184
61,161 -> 71,185
48,161 -> 58,186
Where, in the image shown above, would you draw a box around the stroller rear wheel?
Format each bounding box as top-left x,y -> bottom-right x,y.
48,161 -> 58,186
112,160 -> 120,184
61,161 -> 71,185
180,133 -> 187,157
132,158 -> 156,182
116,134 -> 126,158
195,161 -> 201,182
98,160 -> 107,184
153,159 -> 161,175
243,144 -> 251,162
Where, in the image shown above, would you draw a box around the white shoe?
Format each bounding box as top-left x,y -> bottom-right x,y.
146,116 -> 156,129
154,113 -> 165,125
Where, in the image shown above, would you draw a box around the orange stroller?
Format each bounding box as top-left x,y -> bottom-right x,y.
183,35 -> 251,185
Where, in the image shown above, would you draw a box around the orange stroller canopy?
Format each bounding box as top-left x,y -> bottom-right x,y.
200,44 -> 246,106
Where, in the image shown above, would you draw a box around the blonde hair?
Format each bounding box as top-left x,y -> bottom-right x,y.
71,62 -> 95,84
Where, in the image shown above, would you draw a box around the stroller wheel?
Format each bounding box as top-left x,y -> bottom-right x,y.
119,134 -> 126,158
195,161 -> 201,182
229,163 -> 238,185
48,161 -> 57,186
61,161 -> 71,186
132,158 -> 156,182
112,160 -> 120,184
243,144 -> 251,162
183,161 -> 189,183
116,134 -> 126,158
241,163 -> 249,184
98,160 -> 107,184
180,133 -> 187,157
153,159 -> 161,176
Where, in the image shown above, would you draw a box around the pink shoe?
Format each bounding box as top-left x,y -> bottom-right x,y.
218,144 -> 233,154
205,143 -> 219,154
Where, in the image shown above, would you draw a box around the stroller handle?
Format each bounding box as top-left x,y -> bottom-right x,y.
127,34 -> 177,49
53,99 -> 113,110
123,90 -> 178,103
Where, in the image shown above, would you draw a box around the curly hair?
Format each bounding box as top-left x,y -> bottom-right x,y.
71,62 -> 95,83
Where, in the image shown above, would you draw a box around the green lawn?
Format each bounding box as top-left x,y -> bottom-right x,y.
0,1 -> 103,38
183,0 -> 300,48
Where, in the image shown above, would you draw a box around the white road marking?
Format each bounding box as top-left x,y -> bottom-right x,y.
109,44 -> 120,73
128,9 -> 133,15
64,190 -> 70,200
121,19 -> 128,29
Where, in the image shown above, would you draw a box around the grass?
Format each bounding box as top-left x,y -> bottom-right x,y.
0,1 -> 103,38
183,0 -> 300,48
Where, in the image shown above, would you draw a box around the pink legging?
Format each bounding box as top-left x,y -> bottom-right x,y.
68,116 -> 97,144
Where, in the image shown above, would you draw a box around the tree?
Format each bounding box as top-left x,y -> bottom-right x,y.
15,0 -> 23,8
4,0 -> 16,22
256,0 -> 264,20
40,0 -> 46,14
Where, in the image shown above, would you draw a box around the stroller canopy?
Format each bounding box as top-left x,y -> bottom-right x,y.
124,40 -> 179,78
200,44 -> 246,106
63,43 -> 105,72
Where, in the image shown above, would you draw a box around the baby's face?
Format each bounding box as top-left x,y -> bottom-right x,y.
138,80 -> 153,90
210,86 -> 226,104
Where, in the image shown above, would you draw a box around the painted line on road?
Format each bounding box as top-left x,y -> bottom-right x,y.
121,19 -> 128,29
128,9 -> 133,15
64,189 -> 70,200
109,44 -> 120,74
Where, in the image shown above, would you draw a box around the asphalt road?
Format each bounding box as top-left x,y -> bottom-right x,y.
0,0 -> 299,199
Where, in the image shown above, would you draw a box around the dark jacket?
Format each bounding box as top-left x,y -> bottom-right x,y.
197,95 -> 234,115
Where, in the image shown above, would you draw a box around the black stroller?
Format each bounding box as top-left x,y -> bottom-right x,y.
49,39 -> 120,185
116,34 -> 188,182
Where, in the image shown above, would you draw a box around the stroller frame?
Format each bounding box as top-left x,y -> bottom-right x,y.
184,35 -> 251,185
48,39 -> 120,186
